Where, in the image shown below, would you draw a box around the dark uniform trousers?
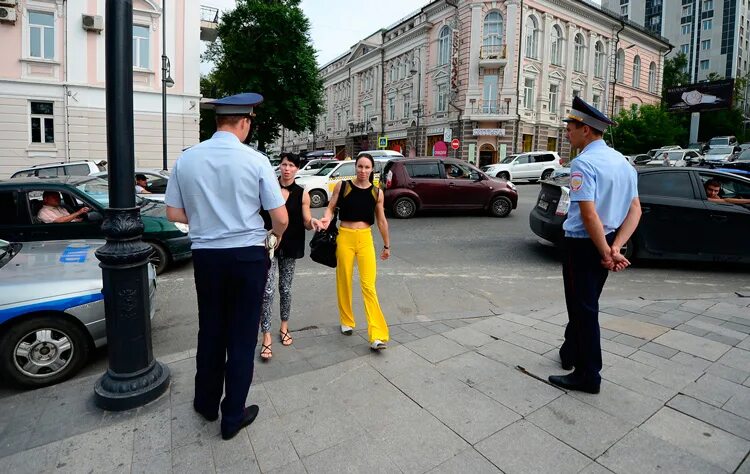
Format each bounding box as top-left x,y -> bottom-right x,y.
192,246 -> 268,433
559,233 -> 615,384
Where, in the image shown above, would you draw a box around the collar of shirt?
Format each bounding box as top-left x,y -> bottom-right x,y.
211,131 -> 241,143
579,138 -> 607,155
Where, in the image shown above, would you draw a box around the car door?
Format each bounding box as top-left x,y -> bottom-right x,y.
0,190 -> 28,242
403,161 -> 446,208
445,162 -> 490,208
697,172 -> 750,259
25,189 -> 103,242
509,154 -> 533,178
328,162 -> 356,195
636,171 -> 705,257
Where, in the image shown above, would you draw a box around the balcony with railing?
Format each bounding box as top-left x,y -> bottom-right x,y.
465,97 -> 512,120
200,6 -> 219,42
479,44 -> 508,68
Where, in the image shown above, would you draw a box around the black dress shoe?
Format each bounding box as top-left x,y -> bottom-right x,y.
561,360 -> 574,371
221,405 -> 260,440
548,374 -> 600,394
193,403 -> 218,422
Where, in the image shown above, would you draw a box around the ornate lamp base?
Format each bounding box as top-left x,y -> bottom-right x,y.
94,360 -> 170,411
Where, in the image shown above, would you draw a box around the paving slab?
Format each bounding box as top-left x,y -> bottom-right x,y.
247,416 -> 300,473
468,316 -> 527,338
527,394 -> 635,458
639,341 -> 679,359
301,434 -> 401,474
55,419 -> 134,473
716,348 -> 750,371
706,362 -> 750,384
681,373 -> 750,408
724,389 -> 750,420
500,331 -> 556,355
279,399 -> 366,458
597,428 -> 726,474
667,394 -> 750,441
570,381 -> 664,426
428,448 -> 500,473
600,365 -> 677,402
599,316 -> 668,340
172,440 -> 215,473
641,407 -> 750,472
0,441 -> 61,474
441,325 -> 496,349
653,330 -> 731,361
475,420 -> 591,474
404,333 -> 469,363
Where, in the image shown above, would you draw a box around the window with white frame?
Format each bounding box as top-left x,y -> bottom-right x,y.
680,44 -> 690,55
701,39 -> 711,50
402,94 -> 410,118
437,83 -> 449,112
682,6 -> 691,16
594,41 -> 605,78
551,26 -> 563,66
682,24 -> 691,35
549,84 -> 559,114
703,19 -> 712,30
438,27 -> 451,66
133,24 -> 150,69
648,62 -> 657,93
523,77 -> 535,110
30,101 -> 54,144
525,16 -> 539,59
700,59 -> 710,70
621,5 -> 629,17
29,11 -> 55,60
363,104 -> 372,123
573,34 -> 585,72
632,55 -> 641,88
483,11 -> 504,53
592,93 -> 601,111
703,0 -> 713,10
483,74 -> 498,113
388,95 -> 396,120
616,48 -> 625,82
614,96 -> 624,115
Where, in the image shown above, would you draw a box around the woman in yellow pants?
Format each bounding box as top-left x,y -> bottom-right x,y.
318,154 -> 390,349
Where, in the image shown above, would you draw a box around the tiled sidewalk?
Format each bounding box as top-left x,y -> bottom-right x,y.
1,295 -> 749,473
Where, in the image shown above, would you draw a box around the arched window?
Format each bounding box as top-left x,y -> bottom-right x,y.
632,55 -> 641,88
573,34 -> 585,72
550,25 -> 563,66
616,48 -> 625,82
525,16 -> 539,59
648,61 -> 657,93
594,41 -> 605,78
438,26 -> 451,65
483,11 -> 504,49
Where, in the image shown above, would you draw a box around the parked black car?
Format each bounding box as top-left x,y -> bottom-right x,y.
529,168 -> 750,263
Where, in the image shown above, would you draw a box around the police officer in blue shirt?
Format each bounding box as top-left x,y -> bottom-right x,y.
549,97 -> 641,394
165,93 -> 288,440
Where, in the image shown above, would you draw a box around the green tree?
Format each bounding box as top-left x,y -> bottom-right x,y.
205,0 -> 323,150
609,104 -> 687,154
199,73 -> 223,141
661,52 -> 690,103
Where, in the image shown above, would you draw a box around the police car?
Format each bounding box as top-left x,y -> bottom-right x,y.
294,158 -> 389,208
0,239 -> 157,388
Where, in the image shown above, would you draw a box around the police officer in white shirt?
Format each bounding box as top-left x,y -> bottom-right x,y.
165,93 -> 288,440
550,97 -> 642,394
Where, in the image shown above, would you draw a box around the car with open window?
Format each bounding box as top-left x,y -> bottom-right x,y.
481,151 -> 563,182
529,168 -> 750,263
91,168 -> 170,202
0,176 -> 191,274
381,158 -> 518,218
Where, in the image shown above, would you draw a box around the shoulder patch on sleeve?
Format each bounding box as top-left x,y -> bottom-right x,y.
570,171 -> 584,191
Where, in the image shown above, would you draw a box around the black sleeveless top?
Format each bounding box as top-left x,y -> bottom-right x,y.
338,181 -> 377,226
262,181 -> 305,259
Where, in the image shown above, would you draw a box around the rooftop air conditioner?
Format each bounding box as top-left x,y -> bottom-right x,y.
0,6 -> 16,23
82,14 -> 103,32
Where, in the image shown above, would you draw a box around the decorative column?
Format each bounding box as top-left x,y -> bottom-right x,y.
538,13 -> 554,115
467,3 -> 483,103
586,32 -> 597,101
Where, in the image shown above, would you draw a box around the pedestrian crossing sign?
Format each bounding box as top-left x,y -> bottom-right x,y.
378,136 -> 388,149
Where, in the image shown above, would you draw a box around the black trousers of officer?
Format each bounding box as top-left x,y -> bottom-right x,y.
192,246 -> 267,432
559,233 -> 615,384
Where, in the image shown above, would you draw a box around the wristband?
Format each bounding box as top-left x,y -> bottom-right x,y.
383,245 -> 389,250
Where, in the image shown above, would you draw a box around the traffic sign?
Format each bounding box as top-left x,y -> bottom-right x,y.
378,136 -> 388,149
451,138 -> 460,150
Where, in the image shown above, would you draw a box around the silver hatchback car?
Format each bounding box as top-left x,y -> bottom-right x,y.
0,239 -> 156,388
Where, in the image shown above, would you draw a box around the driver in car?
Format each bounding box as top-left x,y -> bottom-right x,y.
37,191 -> 90,223
704,178 -> 750,205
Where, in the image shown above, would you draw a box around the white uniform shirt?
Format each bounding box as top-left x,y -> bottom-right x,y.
165,131 -> 285,249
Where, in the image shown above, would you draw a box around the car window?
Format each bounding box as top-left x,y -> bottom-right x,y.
315,162 -> 340,176
75,180 -> 111,207
405,162 -> 442,178
534,154 -> 554,163
147,177 -> 169,193
0,191 -> 23,225
28,190 -> 86,224
65,164 -> 91,176
699,173 -> 750,199
309,161 -> 328,170
500,155 -> 517,164
37,167 -> 62,178
707,147 -> 734,155
709,138 -> 729,146
515,155 -> 530,164
738,150 -> 750,161
332,162 -> 355,177
638,172 -> 695,199
447,163 -> 472,179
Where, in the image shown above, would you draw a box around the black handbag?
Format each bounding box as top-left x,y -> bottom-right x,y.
309,208 -> 339,268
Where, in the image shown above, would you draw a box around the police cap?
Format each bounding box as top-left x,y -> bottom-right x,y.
207,92 -> 264,116
563,96 -> 614,132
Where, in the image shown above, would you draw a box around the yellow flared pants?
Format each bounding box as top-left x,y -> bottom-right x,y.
335,227 -> 389,343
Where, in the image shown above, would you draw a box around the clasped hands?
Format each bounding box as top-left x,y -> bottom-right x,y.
601,245 -> 630,272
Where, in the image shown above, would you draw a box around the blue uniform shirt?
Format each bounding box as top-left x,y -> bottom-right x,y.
562,139 -> 638,238
165,131 -> 285,249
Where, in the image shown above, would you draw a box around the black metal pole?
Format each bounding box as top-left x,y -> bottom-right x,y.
94,0 -> 170,411
162,0 -> 168,171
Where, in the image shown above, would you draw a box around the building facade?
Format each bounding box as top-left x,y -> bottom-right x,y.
276,0 -> 670,164
0,0 -> 205,178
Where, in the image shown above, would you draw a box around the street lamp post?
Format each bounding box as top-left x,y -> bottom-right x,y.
161,2 -> 174,171
410,53 -> 422,156
94,0 -> 170,411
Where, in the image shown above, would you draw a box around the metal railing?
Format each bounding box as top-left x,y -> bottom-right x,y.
479,44 -> 507,60
200,6 -> 219,23
469,98 -> 511,115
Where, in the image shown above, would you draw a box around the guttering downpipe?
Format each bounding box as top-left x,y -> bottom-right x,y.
513,0 -> 524,153
381,31 -> 386,136
611,20 -> 625,119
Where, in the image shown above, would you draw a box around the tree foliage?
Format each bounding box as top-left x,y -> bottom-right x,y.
661,53 -> 690,100
609,104 -> 687,154
205,0 -> 323,150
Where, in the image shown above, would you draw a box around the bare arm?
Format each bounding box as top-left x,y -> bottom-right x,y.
375,190 -> 390,260
166,206 -> 189,224
319,182 -> 342,229
301,190 -> 319,230
267,205 -> 289,239
612,198 -> 641,249
579,201 -> 613,269
46,207 -> 90,224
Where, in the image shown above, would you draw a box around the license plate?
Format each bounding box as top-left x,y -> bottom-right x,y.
537,200 -> 549,211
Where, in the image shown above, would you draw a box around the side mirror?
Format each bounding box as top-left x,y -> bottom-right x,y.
87,211 -> 103,222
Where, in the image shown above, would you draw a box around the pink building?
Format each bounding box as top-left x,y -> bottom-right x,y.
0,0 -> 207,178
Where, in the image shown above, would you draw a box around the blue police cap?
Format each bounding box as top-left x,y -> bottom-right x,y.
563,96 -> 614,132
207,92 -> 264,116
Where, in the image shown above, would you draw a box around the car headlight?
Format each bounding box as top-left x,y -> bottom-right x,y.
174,222 -> 189,233
506,181 -> 517,190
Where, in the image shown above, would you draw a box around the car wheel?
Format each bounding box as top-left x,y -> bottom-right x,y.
0,316 -> 91,388
393,197 -> 417,218
309,190 -> 327,208
147,241 -> 170,275
621,237 -> 636,261
490,196 -> 512,217
541,169 -> 553,180
497,172 -> 510,180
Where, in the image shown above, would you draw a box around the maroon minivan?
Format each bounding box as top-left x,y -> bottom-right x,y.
381,158 -> 518,218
